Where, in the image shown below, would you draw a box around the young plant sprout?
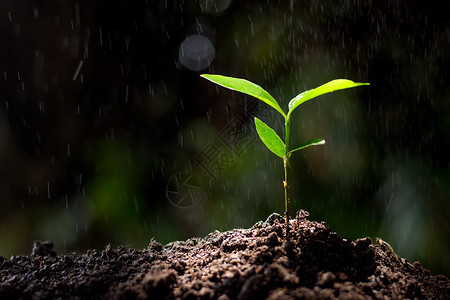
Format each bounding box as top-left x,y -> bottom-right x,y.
201,74 -> 369,239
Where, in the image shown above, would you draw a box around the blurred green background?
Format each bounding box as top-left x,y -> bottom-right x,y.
0,0 -> 448,277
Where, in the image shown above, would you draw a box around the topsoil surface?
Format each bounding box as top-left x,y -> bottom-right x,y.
0,210 -> 448,299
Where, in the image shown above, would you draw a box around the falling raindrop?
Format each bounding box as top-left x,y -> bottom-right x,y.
99,27 -> 103,46
72,61 -> 83,81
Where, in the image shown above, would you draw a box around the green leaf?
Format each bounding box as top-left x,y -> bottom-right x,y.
288,79 -> 369,118
254,117 -> 286,158
201,74 -> 286,118
287,138 -> 325,157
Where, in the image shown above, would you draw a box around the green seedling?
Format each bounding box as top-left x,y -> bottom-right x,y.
201,74 -> 369,239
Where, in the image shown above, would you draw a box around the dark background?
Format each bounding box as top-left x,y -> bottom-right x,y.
0,0 -> 449,276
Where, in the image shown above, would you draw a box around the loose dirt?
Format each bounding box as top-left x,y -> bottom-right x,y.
0,210 -> 448,299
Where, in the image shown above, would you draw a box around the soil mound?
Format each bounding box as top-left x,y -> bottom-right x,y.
0,210 -> 448,299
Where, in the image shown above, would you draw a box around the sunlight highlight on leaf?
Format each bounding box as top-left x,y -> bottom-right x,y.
288,79 -> 369,119
201,74 -> 286,118
254,117 -> 285,158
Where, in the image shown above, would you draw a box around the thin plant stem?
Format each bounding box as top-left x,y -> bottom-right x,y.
284,119 -> 291,240
283,157 -> 290,240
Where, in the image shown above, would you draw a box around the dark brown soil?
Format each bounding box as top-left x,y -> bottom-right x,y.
1,210 -> 448,299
